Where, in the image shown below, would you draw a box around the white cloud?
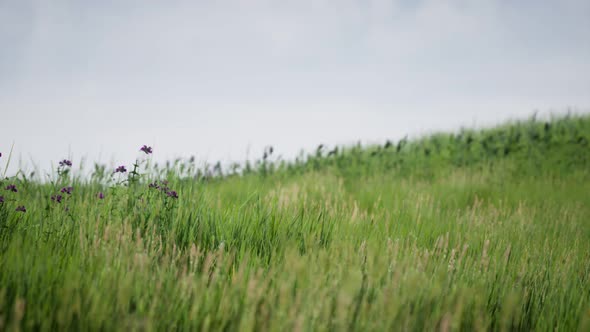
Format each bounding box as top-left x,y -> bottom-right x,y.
0,0 -> 589,175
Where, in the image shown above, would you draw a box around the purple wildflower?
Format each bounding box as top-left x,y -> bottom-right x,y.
59,159 -> 72,167
5,184 -> 17,192
60,187 -> 73,195
0,196 -> 4,203
98,192 -> 104,199
15,205 -> 26,213
51,194 -> 63,203
167,190 -> 179,199
115,165 -> 127,173
148,182 -> 159,189
159,181 -> 170,192
140,145 -> 153,154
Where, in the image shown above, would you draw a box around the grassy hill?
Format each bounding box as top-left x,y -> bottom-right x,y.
1,114 -> 589,331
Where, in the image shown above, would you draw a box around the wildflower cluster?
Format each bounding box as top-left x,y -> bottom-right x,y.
115,166 -> 127,174
2,145 -> 164,216
3,183 -> 25,212
5,184 -> 17,192
50,186 -> 73,204
61,186 -> 73,195
140,145 -> 153,154
148,180 -> 179,199
57,159 -> 73,177
111,145 -> 153,184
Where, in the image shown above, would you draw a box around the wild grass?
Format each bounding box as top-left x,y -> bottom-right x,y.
0,114 -> 589,331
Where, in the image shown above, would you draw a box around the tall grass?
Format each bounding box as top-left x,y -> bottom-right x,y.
0,114 -> 589,331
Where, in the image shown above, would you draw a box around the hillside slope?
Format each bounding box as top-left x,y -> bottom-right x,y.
1,114 -> 589,331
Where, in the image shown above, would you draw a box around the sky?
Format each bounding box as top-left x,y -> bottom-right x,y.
1,0 -> 589,176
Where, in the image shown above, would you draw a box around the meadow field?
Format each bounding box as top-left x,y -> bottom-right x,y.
1,114 -> 589,331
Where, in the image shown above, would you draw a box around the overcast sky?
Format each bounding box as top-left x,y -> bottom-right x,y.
1,0 -> 589,175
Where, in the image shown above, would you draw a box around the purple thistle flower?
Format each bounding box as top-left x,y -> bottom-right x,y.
148,182 -> 159,189
59,159 -> 72,167
98,192 -> 104,199
51,194 -> 63,203
5,184 -> 17,192
0,196 -> 4,203
140,145 -> 153,154
167,190 -> 178,199
15,205 -> 26,213
60,187 -> 73,195
115,165 -> 127,173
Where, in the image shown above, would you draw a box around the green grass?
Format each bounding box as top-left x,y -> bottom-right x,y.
1,114 -> 589,331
